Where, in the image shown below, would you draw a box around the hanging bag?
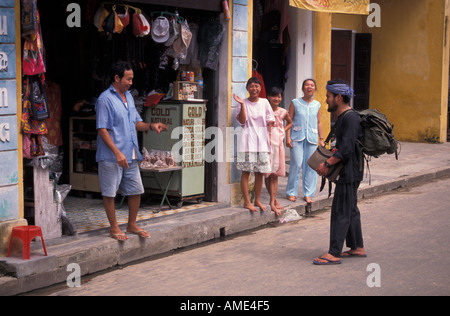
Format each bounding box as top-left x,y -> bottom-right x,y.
30,75 -> 50,121
307,111 -> 350,183
23,30 -> 46,75
307,145 -> 343,182
308,111 -> 353,197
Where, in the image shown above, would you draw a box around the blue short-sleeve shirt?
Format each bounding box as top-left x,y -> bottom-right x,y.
290,98 -> 321,145
95,85 -> 143,163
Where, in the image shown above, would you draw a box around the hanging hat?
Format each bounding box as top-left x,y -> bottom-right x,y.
151,16 -> 170,43
165,18 -> 180,47
173,20 -> 192,55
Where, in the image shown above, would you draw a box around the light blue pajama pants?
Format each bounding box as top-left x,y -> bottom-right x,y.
286,140 -> 318,198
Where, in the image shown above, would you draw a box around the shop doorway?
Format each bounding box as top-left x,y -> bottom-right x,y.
24,0 -> 224,227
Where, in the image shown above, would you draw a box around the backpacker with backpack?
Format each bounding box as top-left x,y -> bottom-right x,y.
317,108 -> 400,197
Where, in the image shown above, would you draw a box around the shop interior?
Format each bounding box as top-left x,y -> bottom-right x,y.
22,0 -> 225,235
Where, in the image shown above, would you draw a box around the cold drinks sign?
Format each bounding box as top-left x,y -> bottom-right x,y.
0,0 -> 19,222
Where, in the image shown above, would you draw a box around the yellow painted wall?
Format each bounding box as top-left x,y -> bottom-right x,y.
332,0 -> 449,143
332,13 -> 365,33
369,0 -> 448,143
314,12 -> 332,137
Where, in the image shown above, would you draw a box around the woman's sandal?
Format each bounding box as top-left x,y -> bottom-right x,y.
286,196 -> 297,202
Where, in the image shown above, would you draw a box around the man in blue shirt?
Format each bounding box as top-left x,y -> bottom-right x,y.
96,61 -> 167,241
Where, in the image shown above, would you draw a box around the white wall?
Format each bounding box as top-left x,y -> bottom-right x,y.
284,6 -> 314,107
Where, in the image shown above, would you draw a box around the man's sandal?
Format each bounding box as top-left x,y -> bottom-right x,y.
110,233 -> 128,242
126,230 -> 151,239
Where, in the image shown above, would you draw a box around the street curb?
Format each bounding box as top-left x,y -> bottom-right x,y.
1,166 -> 450,296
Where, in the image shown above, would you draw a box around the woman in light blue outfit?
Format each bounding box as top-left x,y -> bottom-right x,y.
286,79 -> 325,204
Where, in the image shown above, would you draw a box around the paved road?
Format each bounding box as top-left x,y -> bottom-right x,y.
33,176 -> 450,297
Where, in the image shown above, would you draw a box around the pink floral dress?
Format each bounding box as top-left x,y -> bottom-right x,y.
265,107 -> 288,178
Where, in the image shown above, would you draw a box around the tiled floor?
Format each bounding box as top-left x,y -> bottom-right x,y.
64,196 -> 218,234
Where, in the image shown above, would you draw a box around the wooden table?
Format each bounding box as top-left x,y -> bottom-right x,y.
140,166 -> 184,213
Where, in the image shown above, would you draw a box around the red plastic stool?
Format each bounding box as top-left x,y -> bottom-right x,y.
7,225 -> 48,260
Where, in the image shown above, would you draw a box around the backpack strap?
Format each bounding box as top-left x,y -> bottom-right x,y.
319,109 -> 354,197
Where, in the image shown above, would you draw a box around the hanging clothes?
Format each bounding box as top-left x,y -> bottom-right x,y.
45,81 -> 63,147
198,17 -> 224,71
264,0 -> 291,46
252,69 -> 266,98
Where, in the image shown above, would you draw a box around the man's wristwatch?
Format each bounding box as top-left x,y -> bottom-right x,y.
324,161 -> 331,168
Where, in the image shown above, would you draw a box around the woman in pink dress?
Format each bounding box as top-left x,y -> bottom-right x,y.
234,77 -> 275,212
264,87 -> 293,215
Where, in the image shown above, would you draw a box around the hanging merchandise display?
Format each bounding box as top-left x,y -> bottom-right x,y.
94,3 -> 150,37
21,0 -> 49,159
88,2 -> 225,96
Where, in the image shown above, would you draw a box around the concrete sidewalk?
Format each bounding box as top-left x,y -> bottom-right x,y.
1,142 -> 450,295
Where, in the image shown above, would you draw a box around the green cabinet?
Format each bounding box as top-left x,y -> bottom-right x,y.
142,101 -> 206,203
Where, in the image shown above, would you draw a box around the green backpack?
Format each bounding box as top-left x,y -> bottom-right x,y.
358,109 -> 399,160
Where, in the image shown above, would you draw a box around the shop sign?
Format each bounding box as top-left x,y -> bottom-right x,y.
0,44 -> 15,79
0,115 -> 17,151
0,185 -> 19,221
289,0 -> 370,15
0,150 -> 18,186
0,2 -> 18,222
0,79 -> 16,115
182,104 -> 205,168
0,8 -> 16,44
0,1 -> 16,8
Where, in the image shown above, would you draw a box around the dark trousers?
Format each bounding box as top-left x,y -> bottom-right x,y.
329,181 -> 364,257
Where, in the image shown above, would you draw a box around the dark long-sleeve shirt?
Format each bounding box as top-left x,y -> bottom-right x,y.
333,109 -> 364,183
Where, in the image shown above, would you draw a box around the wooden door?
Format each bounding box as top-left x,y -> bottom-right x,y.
331,30 -> 352,83
331,30 -> 352,122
